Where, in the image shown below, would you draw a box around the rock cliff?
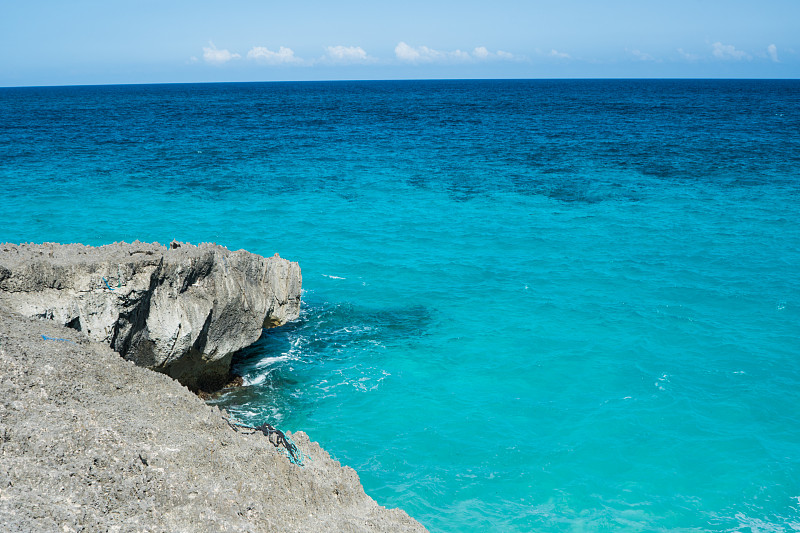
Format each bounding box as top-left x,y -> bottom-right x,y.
0,241 -> 301,391
0,308 -> 427,532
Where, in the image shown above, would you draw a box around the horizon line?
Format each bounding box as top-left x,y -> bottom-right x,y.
3,76 -> 800,90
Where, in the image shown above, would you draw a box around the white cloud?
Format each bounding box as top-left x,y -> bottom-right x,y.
395,42 -> 445,63
767,44 -> 779,62
630,49 -> 657,62
452,49 -> 472,61
677,48 -> 699,61
395,42 -> 515,63
202,42 -> 240,65
473,46 -> 490,59
473,46 -> 516,61
534,49 -> 570,59
394,42 -> 420,62
548,49 -> 570,59
711,42 -> 751,60
247,46 -> 302,65
322,45 -> 375,64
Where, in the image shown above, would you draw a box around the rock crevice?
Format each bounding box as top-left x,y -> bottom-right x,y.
0,241 -> 302,390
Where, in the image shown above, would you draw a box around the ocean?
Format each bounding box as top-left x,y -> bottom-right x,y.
1,79 -> 799,532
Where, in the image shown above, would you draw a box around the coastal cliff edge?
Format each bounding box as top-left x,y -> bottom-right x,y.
0,308 -> 427,532
0,241 -> 301,391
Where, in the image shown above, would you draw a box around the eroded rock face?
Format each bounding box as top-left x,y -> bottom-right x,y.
0,241 -> 301,390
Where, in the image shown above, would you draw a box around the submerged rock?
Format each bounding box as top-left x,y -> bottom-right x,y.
0,241 -> 301,391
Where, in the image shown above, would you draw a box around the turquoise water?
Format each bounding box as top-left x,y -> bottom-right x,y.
2,80 -> 800,531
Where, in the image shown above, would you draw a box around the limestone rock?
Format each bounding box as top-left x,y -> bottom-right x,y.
0,308 -> 428,532
0,241 -> 301,390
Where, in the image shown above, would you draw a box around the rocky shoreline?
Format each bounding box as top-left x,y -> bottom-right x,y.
0,243 -> 427,532
0,241 -> 301,391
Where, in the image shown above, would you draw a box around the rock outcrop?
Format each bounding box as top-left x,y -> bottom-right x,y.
0,241 -> 301,391
0,308 -> 428,532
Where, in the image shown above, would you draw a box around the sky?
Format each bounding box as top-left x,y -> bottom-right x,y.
1,0 -> 798,86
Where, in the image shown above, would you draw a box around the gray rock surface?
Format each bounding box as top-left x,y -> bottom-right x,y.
0,241 -> 301,391
0,308 -> 428,533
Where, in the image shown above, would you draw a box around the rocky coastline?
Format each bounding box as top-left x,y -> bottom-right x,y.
0,242 -> 427,532
0,241 -> 301,391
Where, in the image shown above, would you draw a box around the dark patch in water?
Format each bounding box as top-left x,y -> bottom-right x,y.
229,301 -> 432,377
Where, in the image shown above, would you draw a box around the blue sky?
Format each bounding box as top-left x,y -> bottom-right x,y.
2,0 -> 798,86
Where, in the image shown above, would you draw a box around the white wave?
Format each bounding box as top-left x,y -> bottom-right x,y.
322,274 -> 346,279
228,405 -> 284,425
243,373 -> 267,386
253,355 -> 290,369
330,325 -> 376,335
330,369 -> 391,392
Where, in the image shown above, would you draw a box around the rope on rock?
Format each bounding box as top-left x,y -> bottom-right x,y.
41,334 -> 74,343
101,269 -> 122,291
224,417 -> 306,466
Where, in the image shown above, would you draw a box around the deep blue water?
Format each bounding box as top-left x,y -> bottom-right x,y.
2,79 -> 800,532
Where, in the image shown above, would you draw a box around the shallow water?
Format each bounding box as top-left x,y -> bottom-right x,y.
2,79 -> 800,531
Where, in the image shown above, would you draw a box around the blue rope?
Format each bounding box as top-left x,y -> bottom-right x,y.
102,277 -> 115,291
280,432 -> 307,466
41,334 -> 74,343
224,418 -> 307,466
